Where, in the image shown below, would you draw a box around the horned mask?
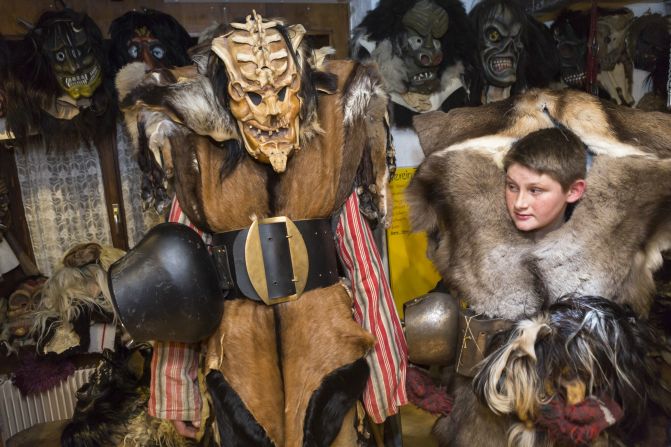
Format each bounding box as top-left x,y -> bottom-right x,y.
212,12 -> 305,173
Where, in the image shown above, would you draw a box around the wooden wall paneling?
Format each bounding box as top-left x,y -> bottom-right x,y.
95,130 -> 129,250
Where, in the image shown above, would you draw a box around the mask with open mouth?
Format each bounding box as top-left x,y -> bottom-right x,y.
42,18 -> 103,99
212,11 -> 304,173
400,0 -> 449,94
551,11 -> 588,88
478,5 -> 523,88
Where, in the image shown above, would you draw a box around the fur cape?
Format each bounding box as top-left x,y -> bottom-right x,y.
407,88 -> 671,320
118,24 -> 392,445
4,8 -> 115,148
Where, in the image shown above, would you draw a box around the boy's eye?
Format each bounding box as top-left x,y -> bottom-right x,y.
506,183 -> 518,192
530,188 -> 543,194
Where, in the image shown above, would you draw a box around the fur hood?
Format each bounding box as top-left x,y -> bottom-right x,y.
407,88 -> 671,320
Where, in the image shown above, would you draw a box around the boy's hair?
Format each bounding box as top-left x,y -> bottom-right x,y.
503,127 -> 587,191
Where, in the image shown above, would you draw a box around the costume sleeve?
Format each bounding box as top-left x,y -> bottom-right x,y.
148,198 -> 212,421
335,191 -> 409,423
148,341 -> 202,421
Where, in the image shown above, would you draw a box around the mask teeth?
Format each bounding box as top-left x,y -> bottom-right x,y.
412,71 -> 435,82
64,64 -> 99,88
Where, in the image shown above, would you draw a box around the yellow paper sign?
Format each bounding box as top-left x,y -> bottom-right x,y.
386,167 -> 441,317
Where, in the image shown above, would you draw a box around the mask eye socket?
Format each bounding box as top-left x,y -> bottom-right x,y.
55,51 -> 66,62
407,35 -> 424,50
151,46 -> 166,60
248,92 -> 263,105
487,29 -> 501,42
278,86 -> 287,101
128,44 -> 139,59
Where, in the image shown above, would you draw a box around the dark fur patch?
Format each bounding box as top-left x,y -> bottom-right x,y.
206,370 -> 276,447
61,345 -> 152,447
302,358 -> 369,447
311,70 -> 338,94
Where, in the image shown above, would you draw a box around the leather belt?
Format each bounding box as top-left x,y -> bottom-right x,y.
211,217 -> 339,305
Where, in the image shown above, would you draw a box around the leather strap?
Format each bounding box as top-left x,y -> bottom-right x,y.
211,218 -> 339,303
455,309 -> 514,378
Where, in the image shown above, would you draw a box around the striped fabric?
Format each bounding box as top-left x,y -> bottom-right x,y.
149,194 -> 408,424
148,200 -> 206,421
336,193 -> 408,423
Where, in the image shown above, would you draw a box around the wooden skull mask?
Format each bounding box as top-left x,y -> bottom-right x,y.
212,12 -> 305,173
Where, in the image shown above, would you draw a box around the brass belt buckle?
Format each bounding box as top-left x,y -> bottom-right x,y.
244,216 -> 309,305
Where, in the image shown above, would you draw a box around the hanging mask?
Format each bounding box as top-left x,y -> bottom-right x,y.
109,10 -> 192,73
212,12 -> 304,173
126,26 -> 167,70
400,0 -> 449,94
627,14 -> 669,73
551,13 -> 588,87
596,10 -> 634,72
478,5 -> 524,88
41,18 -> 103,99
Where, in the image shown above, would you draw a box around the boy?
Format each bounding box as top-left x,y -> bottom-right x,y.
503,127 -> 587,240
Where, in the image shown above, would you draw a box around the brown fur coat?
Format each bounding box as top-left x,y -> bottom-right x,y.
408,88 -> 671,320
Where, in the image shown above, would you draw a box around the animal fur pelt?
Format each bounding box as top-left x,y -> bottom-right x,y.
408,88 -> 671,320
470,296 -> 664,446
30,244 -> 125,355
4,8 -> 115,149
62,344 -> 204,447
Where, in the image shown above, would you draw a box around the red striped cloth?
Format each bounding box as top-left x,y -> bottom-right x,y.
149,194 -> 408,423
336,193 -> 408,423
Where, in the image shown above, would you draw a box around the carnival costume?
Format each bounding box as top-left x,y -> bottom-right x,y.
116,13 -> 407,446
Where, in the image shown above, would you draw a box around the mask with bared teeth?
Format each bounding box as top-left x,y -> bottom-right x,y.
212,11 -> 304,173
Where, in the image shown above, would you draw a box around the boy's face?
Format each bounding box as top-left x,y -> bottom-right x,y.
505,163 -> 585,235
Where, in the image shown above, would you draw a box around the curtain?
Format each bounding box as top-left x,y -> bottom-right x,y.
116,122 -> 164,248
14,138 -> 111,276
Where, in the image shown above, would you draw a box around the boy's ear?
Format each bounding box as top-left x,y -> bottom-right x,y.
566,179 -> 586,203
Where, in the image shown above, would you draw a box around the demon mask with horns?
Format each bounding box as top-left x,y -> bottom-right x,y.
406,90 -> 671,446
115,11 -> 403,446
4,8 -> 113,148
469,0 -> 559,104
352,0 -> 477,128
109,9 -> 192,72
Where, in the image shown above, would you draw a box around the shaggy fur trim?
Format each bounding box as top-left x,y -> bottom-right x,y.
471,296 -> 659,445
302,359 -> 369,446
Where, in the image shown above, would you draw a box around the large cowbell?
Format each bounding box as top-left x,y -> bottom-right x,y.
108,223 -> 224,342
